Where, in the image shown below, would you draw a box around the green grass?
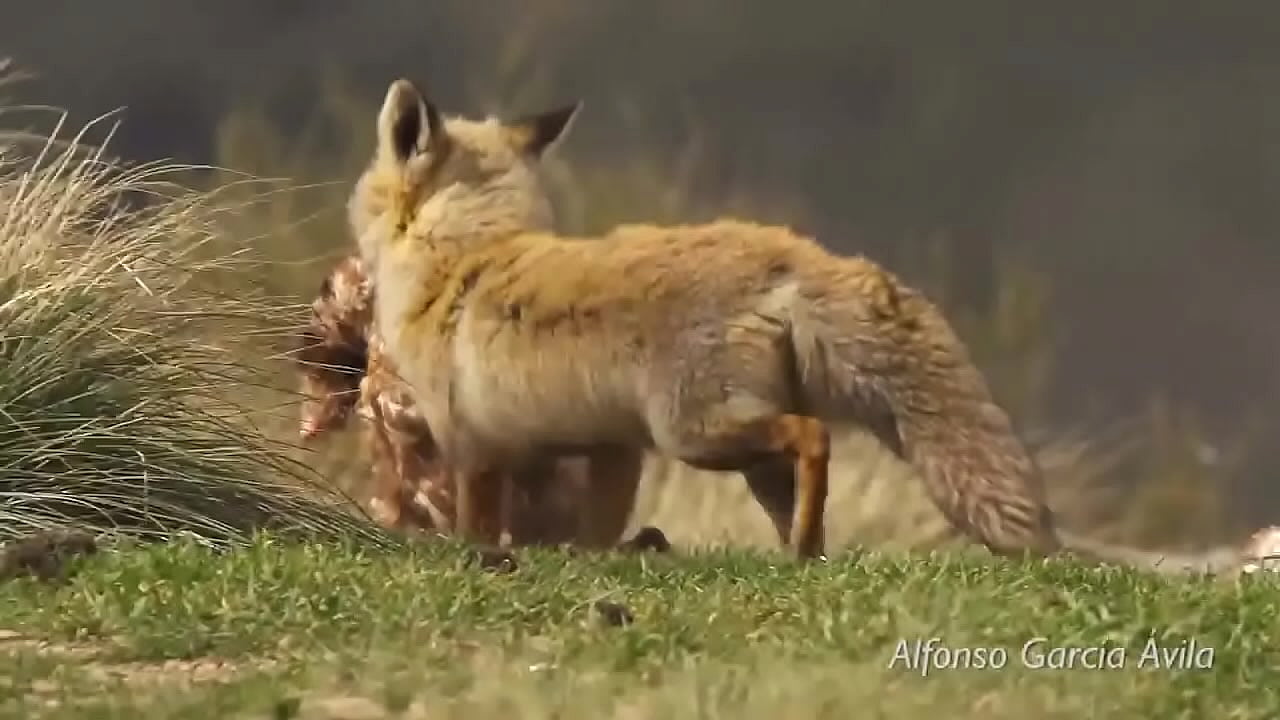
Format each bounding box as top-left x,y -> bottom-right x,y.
1,537 -> 1277,719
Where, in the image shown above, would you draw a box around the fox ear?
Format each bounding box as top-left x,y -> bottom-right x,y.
376,78 -> 445,165
509,102 -> 581,157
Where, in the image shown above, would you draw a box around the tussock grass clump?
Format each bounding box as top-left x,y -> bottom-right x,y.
0,73 -> 384,548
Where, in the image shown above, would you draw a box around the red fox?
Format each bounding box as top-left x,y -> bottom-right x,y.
346,78 -> 1061,560
312,122 -> 1275,573
293,254 -> 645,548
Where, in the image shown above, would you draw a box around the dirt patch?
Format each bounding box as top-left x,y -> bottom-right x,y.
0,628 -> 117,661
0,627 -> 277,694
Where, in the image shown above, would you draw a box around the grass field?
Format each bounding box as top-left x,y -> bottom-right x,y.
1,536 -> 1277,719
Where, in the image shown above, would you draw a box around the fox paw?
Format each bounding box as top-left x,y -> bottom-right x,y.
591,601 -> 634,628
468,547 -> 519,574
618,526 -> 672,554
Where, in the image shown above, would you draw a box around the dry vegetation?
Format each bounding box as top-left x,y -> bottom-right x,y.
0,65 -> 382,547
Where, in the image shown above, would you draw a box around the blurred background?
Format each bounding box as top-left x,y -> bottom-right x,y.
3,0 -> 1278,551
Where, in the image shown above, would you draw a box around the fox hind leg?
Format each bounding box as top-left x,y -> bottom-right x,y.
761,415 -> 829,559
663,412 -> 830,559
742,457 -> 798,547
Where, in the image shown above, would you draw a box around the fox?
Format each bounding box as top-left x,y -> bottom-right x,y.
293,254 -> 647,548
345,77 -> 1063,561
349,78 -> 1280,571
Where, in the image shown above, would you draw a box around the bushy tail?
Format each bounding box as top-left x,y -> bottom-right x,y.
789,258 -> 1062,556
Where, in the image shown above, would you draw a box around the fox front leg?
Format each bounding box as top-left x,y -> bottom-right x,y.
453,464 -> 510,548
575,445 -> 645,549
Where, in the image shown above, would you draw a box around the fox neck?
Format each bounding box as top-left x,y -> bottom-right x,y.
371,236 -> 458,357
411,170 -> 557,248
370,169 -> 557,366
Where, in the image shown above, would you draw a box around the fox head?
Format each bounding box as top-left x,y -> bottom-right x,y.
349,78 -> 580,258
